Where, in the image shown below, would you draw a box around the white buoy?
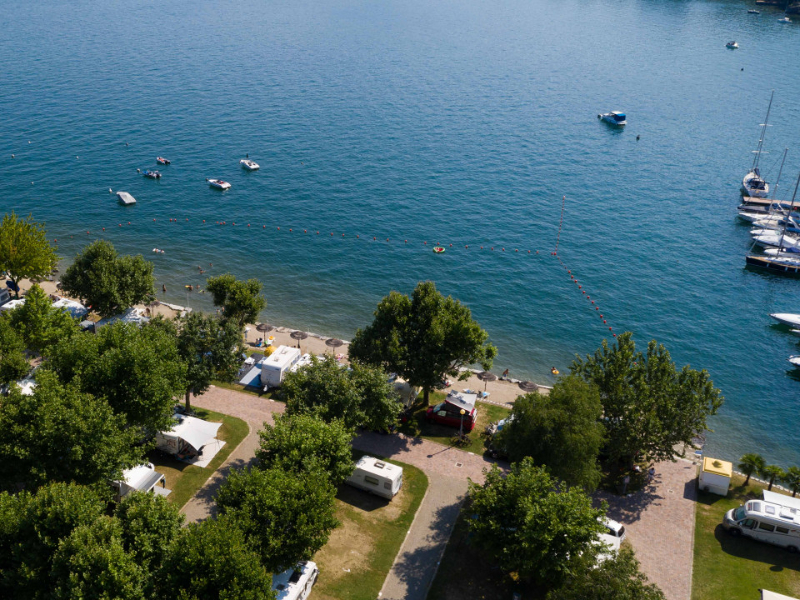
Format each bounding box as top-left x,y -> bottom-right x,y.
109,188 -> 113,193
11,154 -> 14,158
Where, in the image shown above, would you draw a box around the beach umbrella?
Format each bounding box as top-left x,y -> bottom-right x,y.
290,330 -> 308,349
256,323 -> 274,333
518,380 -> 538,393
477,371 -> 497,391
325,338 -> 344,353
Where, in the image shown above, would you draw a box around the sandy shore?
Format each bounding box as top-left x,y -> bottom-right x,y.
8,276 -> 548,407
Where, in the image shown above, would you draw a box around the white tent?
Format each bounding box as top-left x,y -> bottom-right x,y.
112,463 -> 170,500
51,297 -> 88,319
94,307 -> 150,330
155,414 -> 223,462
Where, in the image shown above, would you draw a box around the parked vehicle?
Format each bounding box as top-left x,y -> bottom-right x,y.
272,561 -> 318,600
722,495 -> 800,552
260,345 -> 302,389
345,455 -> 403,499
425,390 -> 478,431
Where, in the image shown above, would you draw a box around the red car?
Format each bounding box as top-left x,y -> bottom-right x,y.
425,391 -> 478,432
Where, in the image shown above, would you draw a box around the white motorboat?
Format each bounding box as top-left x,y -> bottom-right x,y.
748,9 -> 760,13
240,159 -> 260,171
726,41 -> 739,49
207,179 -> 231,190
598,111 -> 627,126
752,215 -> 800,234
770,313 -> 800,328
742,92 -> 773,198
779,16 -> 792,22
752,232 -> 800,250
116,191 -> 136,206
143,170 -> 162,179
788,356 -> 800,368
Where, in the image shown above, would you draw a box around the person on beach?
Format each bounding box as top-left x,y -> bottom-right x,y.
502,368 -> 509,380
648,466 -> 656,483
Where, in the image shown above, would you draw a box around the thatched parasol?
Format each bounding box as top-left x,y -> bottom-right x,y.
518,380 -> 538,393
476,371 -> 497,391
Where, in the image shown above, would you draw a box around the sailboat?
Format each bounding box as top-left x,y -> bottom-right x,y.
742,91 -> 774,198
746,172 -> 800,275
739,149 -> 789,223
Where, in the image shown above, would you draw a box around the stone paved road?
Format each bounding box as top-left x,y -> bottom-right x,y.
183,386 -> 696,600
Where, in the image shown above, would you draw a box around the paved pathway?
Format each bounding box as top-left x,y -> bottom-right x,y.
183,386 -> 696,600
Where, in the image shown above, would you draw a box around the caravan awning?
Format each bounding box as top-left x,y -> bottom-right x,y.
168,415 -> 222,452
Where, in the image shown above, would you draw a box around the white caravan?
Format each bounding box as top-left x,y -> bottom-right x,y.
260,345 -> 302,389
272,561 -> 318,600
346,455 -> 403,500
111,463 -> 170,501
723,493 -> 800,552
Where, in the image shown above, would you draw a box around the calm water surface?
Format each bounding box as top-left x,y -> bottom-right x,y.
1,0 -> 799,465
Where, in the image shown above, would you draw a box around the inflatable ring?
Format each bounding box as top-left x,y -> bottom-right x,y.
551,367 -> 559,375
433,246 -> 445,254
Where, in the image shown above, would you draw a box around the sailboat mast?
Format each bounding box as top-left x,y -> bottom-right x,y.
777,172 -> 800,255
774,148 -> 788,201
751,90 -> 774,172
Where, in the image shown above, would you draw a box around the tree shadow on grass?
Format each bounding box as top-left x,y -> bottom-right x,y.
335,484 -> 389,513
714,524 -> 800,572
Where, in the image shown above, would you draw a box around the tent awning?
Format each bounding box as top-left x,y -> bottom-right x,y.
168,415 -> 222,452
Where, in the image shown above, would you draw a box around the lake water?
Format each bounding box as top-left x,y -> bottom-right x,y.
2,0 -> 800,466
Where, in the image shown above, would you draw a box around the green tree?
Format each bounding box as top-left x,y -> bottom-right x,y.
760,464 -> 784,491
50,516 -> 146,600
548,546 -> 666,600
0,316 -> 30,385
468,458 -> 606,586
497,375 -> 605,491
176,312 -> 243,412
283,355 -> 402,431
8,284 -> 78,355
738,453 -> 766,486
216,466 -> 338,572
350,281 -> 497,404
47,321 -> 186,434
114,492 -> 184,574
0,482 -> 106,599
0,370 -> 141,491
206,274 -> 267,329
783,467 -> 800,497
571,332 -> 723,467
59,240 -> 154,317
156,517 -> 276,600
256,413 -> 355,486
0,212 -> 59,298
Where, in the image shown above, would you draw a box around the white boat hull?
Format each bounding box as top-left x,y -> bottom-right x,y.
743,170 -> 769,198
208,179 -> 231,190
770,313 -> 800,328
240,160 -> 260,171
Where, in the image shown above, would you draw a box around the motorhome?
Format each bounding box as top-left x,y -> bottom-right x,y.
425,390 -> 478,431
723,492 -> 800,551
260,345 -> 302,389
272,561 -> 318,600
346,455 -> 403,499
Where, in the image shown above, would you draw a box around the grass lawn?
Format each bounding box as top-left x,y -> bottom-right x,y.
312,452 -> 429,600
210,379 -> 275,400
147,407 -> 249,508
692,474 -> 800,600
397,391 -> 511,455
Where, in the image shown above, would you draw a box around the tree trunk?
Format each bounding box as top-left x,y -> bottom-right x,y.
185,389 -> 192,413
793,489 -> 797,498
423,387 -> 430,406
744,473 -> 751,486
10,278 -> 19,299
768,477 -> 775,491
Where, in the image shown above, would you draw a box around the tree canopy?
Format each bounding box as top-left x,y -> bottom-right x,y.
215,466 -> 338,573
0,212 -> 59,298
571,332 -> 723,466
0,370 -> 141,492
8,283 -> 78,355
547,546 -> 665,600
156,517 -> 276,600
738,453 -> 766,486
497,375 -> 605,491
0,316 -> 30,385
256,413 -> 355,486
468,458 -> 606,586
59,240 -> 155,318
176,312 -> 243,412
206,274 -> 267,330
114,492 -> 184,576
283,355 -> 401,431
349,281 -> 497,403
47,321 -> 186,434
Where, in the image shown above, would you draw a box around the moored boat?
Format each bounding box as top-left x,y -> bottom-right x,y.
746,255 -> 800,275
207,179 -> 231,190
772,313 -> 800,327
116,191 -> 136,206
748,9 -> 760,13
789,356 -> 800,368
143,170 -> 161,179
598,111 -> 627,126
742,91 -> 774,198
726,41 -> 739,49
779,16 -> 792,22
240,159 -> 260,171
157,157 -> 171,165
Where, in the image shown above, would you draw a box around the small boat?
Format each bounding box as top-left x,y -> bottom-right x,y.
143,170 -> 161,179
207,179 -> 231,190
156,157 -> 171,165
240,159 -> 260,171
748,9 -> 760,13
116,191 -> 136,206
726,41 -> 739,49
742,92 -> 774,198
789,356 -> 800,368
598,111 -> 627,126
779,16 -> 792,22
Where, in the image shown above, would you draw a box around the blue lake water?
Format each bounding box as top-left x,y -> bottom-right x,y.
2,0 -> 800,465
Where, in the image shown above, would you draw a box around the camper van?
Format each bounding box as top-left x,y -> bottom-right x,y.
723,492 -> 800,552
272,561 -> 318,600
261,345 -> 302,389
346,455 -> 403,500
